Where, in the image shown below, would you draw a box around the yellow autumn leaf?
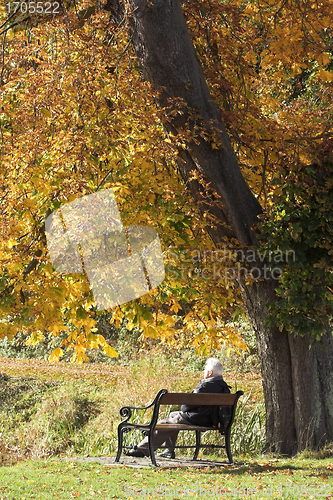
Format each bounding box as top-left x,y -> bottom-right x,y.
244,50 -> 257,65
103,343 -> 118,358
170,301 -> 182,313
41,108 -> 51,117
7,239 -> 16,249
143,325 -> 158,339
7,29 -> 14,40
317,69 -> 333,82
316,52 -> 331,66
0,323 -> 8,340
24,199 -> 35,209
26,331 -> 44,345
49,347 -> 64,362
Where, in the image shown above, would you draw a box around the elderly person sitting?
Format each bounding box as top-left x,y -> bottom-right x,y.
125,357 -> 231,459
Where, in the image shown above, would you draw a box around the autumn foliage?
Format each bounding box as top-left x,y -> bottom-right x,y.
0,0 -> 332,361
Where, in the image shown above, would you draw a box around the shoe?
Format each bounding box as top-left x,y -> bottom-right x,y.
124,446 -> 145,458
157,450 -> 176,459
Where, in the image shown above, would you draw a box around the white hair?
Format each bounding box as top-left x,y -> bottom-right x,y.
204,357 -> 223,376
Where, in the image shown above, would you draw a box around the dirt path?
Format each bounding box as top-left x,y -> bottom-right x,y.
65,455 -> 240,469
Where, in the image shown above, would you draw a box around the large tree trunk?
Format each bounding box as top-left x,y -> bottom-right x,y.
108,0 -> 333,453
240,279 -> 333,453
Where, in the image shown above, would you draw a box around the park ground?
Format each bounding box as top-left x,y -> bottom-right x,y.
0,350 -> 332,499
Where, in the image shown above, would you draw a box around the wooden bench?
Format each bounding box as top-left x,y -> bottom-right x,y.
115,389 -> 243,466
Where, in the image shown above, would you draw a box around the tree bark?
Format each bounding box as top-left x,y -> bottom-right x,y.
239,279 -> 298,454
240,278 -> 333,453
109,0 -> 333,453
124,0 -> 262,246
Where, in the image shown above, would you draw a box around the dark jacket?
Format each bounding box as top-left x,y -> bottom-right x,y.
180,375 -> 231,427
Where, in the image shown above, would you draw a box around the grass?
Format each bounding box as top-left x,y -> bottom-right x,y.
0,456 -> 332,499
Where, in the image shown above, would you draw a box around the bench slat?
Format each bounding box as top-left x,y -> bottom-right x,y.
160,393 -> 237,406
155,424 -> 217,431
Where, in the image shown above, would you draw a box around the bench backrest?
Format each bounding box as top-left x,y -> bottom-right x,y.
159,393 -> 239,406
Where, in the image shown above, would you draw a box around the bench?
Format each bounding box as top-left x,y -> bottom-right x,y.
115,389 -> 244,466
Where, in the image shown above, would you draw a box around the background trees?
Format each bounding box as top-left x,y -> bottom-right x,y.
1,0 -> 333,453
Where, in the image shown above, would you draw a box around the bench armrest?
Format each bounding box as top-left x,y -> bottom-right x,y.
119,388 -> 168,425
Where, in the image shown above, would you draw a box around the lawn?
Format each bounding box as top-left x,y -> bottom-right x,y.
0,456 -> 332,499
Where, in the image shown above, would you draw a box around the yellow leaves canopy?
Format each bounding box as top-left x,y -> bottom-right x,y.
0,0 -> 332,361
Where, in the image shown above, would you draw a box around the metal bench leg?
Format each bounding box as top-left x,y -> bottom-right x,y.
193,431 -> 201,460
115,425 -> 125,462
225,429 -> 233,463
148,432 -> 157,467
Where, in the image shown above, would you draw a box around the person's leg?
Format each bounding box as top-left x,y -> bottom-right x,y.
135,411 -> 188,456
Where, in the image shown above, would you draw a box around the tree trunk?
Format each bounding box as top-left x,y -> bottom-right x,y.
109,0 -> 333,453
123,0 -> 262,247
240,279 -> 333,454
288,327 -> 333,450
239,279 -> 298,454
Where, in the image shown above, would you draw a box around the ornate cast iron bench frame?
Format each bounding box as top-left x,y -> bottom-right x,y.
115,389 -> 244,467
